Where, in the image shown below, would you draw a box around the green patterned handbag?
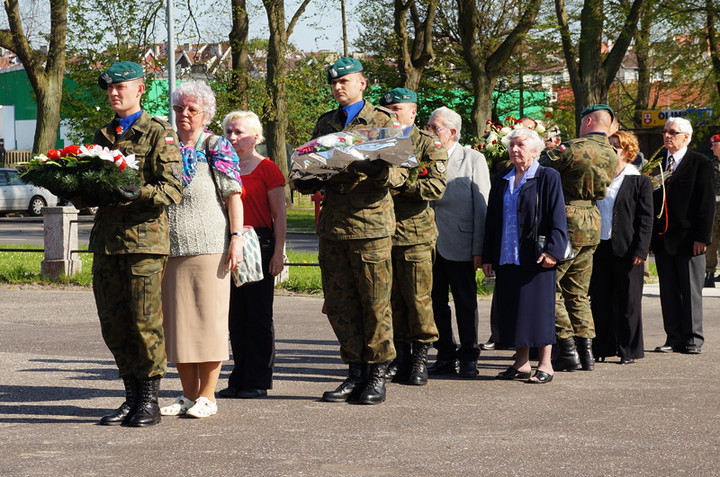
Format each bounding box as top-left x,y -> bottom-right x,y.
232,227 -> 265,287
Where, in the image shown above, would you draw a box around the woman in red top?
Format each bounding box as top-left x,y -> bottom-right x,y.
219,110 -> 287,399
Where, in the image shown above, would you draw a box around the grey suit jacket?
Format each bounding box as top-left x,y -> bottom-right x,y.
432,144 -> 491,261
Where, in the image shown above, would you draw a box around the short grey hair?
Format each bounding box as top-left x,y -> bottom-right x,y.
506,127 -> 545,160
429,106 -> 461,142
222,110 -> 265,144
665,117 -> 693,139
171,81 -> 216,127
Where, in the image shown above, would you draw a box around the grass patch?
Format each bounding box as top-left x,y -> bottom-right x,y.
0,245 -> 93,286
286,207 -> 316,232
281,250 -> 322,294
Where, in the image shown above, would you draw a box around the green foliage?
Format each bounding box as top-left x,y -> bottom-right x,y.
281,251 -> 323,294
286,207 -> 316,232
0,247 -> 93,287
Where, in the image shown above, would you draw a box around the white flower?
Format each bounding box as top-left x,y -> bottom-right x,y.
124,154 -> 139,170
535,123 -> 546,135
500,127 -> 512,135
486,132 -> 499,145
501,134 -> 511,146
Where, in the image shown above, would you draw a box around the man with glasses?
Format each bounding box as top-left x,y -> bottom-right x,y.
91,61 -> 183,426
378,88 -> 447,386
427,106 -> 491,377
651,117 -> 714,354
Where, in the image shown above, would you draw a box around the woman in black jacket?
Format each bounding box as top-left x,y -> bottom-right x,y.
589,131 -> 653,364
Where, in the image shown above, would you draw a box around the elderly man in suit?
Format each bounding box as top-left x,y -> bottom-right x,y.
652,117 -> 715,355
427,107 -> 491,377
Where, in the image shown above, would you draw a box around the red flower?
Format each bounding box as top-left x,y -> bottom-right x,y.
116,126 -> 123,134
544,112 -> 551,118
61,145 -> 81,157
486,119 -> 493,124
46,149 -> 61,160
492,140 -> 497,144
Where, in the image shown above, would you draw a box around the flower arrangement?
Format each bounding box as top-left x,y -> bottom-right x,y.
476,117 -> 547,171
290,128 -> 417,182
19,144 -> 142,206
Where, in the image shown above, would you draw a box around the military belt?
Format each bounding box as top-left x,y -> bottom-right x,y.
566,199 -> 595,207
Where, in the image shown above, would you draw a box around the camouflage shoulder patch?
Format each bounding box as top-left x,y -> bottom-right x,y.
151,116 -> 173,129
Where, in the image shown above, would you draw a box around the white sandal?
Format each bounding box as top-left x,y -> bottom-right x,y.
185,396 -> 218,418
160,395 -> 194,416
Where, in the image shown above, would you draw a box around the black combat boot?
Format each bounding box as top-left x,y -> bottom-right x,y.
100,376 -> 139,426
322,364 -> 366,402
704,272 -> 715,288
575,337 -> 595,371
552,337 -> 581,371
407,342 -> 429,386
127,376 -> 161,427
386,342 -> 411,383
358,362 -> 389,405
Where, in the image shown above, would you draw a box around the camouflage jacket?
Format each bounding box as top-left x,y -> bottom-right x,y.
545,133 -> 617,246
89,111 -> 183,255
392,126 -> 447,246
297,100 -> 409,240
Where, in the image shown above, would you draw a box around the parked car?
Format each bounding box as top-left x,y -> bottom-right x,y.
0,168 -> 58,216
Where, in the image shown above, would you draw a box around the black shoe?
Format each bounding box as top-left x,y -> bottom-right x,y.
100,376 -> 139,426
526,370 -> 553,384
127,376 -> 161,427
236,388 -> 268,399
619,358 -> 635,365
322,364 -> 365,402
704,272 -> 715,288
552,337 -> 581,371
575,337 -> 595,371
358,363 -> 388,405
427,359 -> 457,375
654,344 -> 674,353
458,360 -> 478,378
218,387 -> 240,398
480,340 -> 495,351
496,366 -> 532,380
684,344 -> 702,354
407,342 -> 429,386
386,342 -> 411,382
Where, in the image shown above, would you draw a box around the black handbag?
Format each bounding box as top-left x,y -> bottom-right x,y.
534,182 -> 574,263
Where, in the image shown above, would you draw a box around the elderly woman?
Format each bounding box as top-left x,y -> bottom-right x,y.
159,81 -> 244,418
482,128 -> 567,384
218,110 -> 287,399
590,131 -> 653,364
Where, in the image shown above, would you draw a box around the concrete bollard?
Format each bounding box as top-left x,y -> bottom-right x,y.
41,206 -> 82,279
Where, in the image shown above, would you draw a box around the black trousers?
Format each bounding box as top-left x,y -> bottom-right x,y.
431,251 -> 480,361
589,240 -> 645,360
227,227 -> 276,390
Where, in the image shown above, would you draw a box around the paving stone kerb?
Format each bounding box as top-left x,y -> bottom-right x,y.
1,285 -> 719,476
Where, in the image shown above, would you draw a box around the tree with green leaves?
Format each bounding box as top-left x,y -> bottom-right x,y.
0,0 -> 67,154
555,0 -> 645,131
393,0 -> 440,90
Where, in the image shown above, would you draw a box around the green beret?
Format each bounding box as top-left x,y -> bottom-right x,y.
98,61 -> 144,90
327,57 -> 363,83
379,88 -> 418,106
580,104 -> 614,122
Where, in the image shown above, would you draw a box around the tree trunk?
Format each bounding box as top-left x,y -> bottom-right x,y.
394,0 -> 439,91
632,0 -> 653,128
230,0 -> 250,109
707,0 -> 720,98
1,0 -> 68,153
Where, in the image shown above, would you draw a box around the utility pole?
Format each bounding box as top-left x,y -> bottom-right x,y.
167,0 -> 176,126
341,0 -> 348,56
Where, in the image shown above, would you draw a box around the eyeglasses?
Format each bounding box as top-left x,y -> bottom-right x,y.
662,129 -> 686,136
424,124 -> 447,133
172,105 -> 204,117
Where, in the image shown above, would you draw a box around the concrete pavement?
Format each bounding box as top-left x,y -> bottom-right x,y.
1,284 -> 719,476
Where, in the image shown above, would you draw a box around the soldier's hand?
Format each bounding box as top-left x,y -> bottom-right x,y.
348,159 -> 384,177
115,185 -> 142,202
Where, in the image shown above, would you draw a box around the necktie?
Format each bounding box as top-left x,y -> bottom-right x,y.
667,155 -> 675,172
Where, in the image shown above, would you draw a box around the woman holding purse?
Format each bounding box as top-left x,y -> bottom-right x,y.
219,110 -> 287,399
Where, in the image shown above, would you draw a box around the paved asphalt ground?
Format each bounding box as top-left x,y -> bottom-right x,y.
1,283 -> 720,476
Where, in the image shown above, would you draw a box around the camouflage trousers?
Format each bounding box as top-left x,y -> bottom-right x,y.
319,236 -> 395,364
555,244 -> 597,340
92,253 -> 168,379
705,202 -> 720,272
391,241 -> 439,344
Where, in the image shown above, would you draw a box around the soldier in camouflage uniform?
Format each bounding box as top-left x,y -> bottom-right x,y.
90,62 -> 183,426
378,88 -> 447,386
292,58 -> 408,405
543,104 -> 617,372
704,134 -> 720,287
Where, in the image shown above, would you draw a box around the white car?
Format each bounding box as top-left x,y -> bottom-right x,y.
0,168 -> 59,216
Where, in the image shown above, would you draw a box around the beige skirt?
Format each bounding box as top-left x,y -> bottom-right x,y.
162,254 -> 230,363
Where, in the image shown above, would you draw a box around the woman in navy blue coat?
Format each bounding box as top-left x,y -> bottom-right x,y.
482,128 -> 568,384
